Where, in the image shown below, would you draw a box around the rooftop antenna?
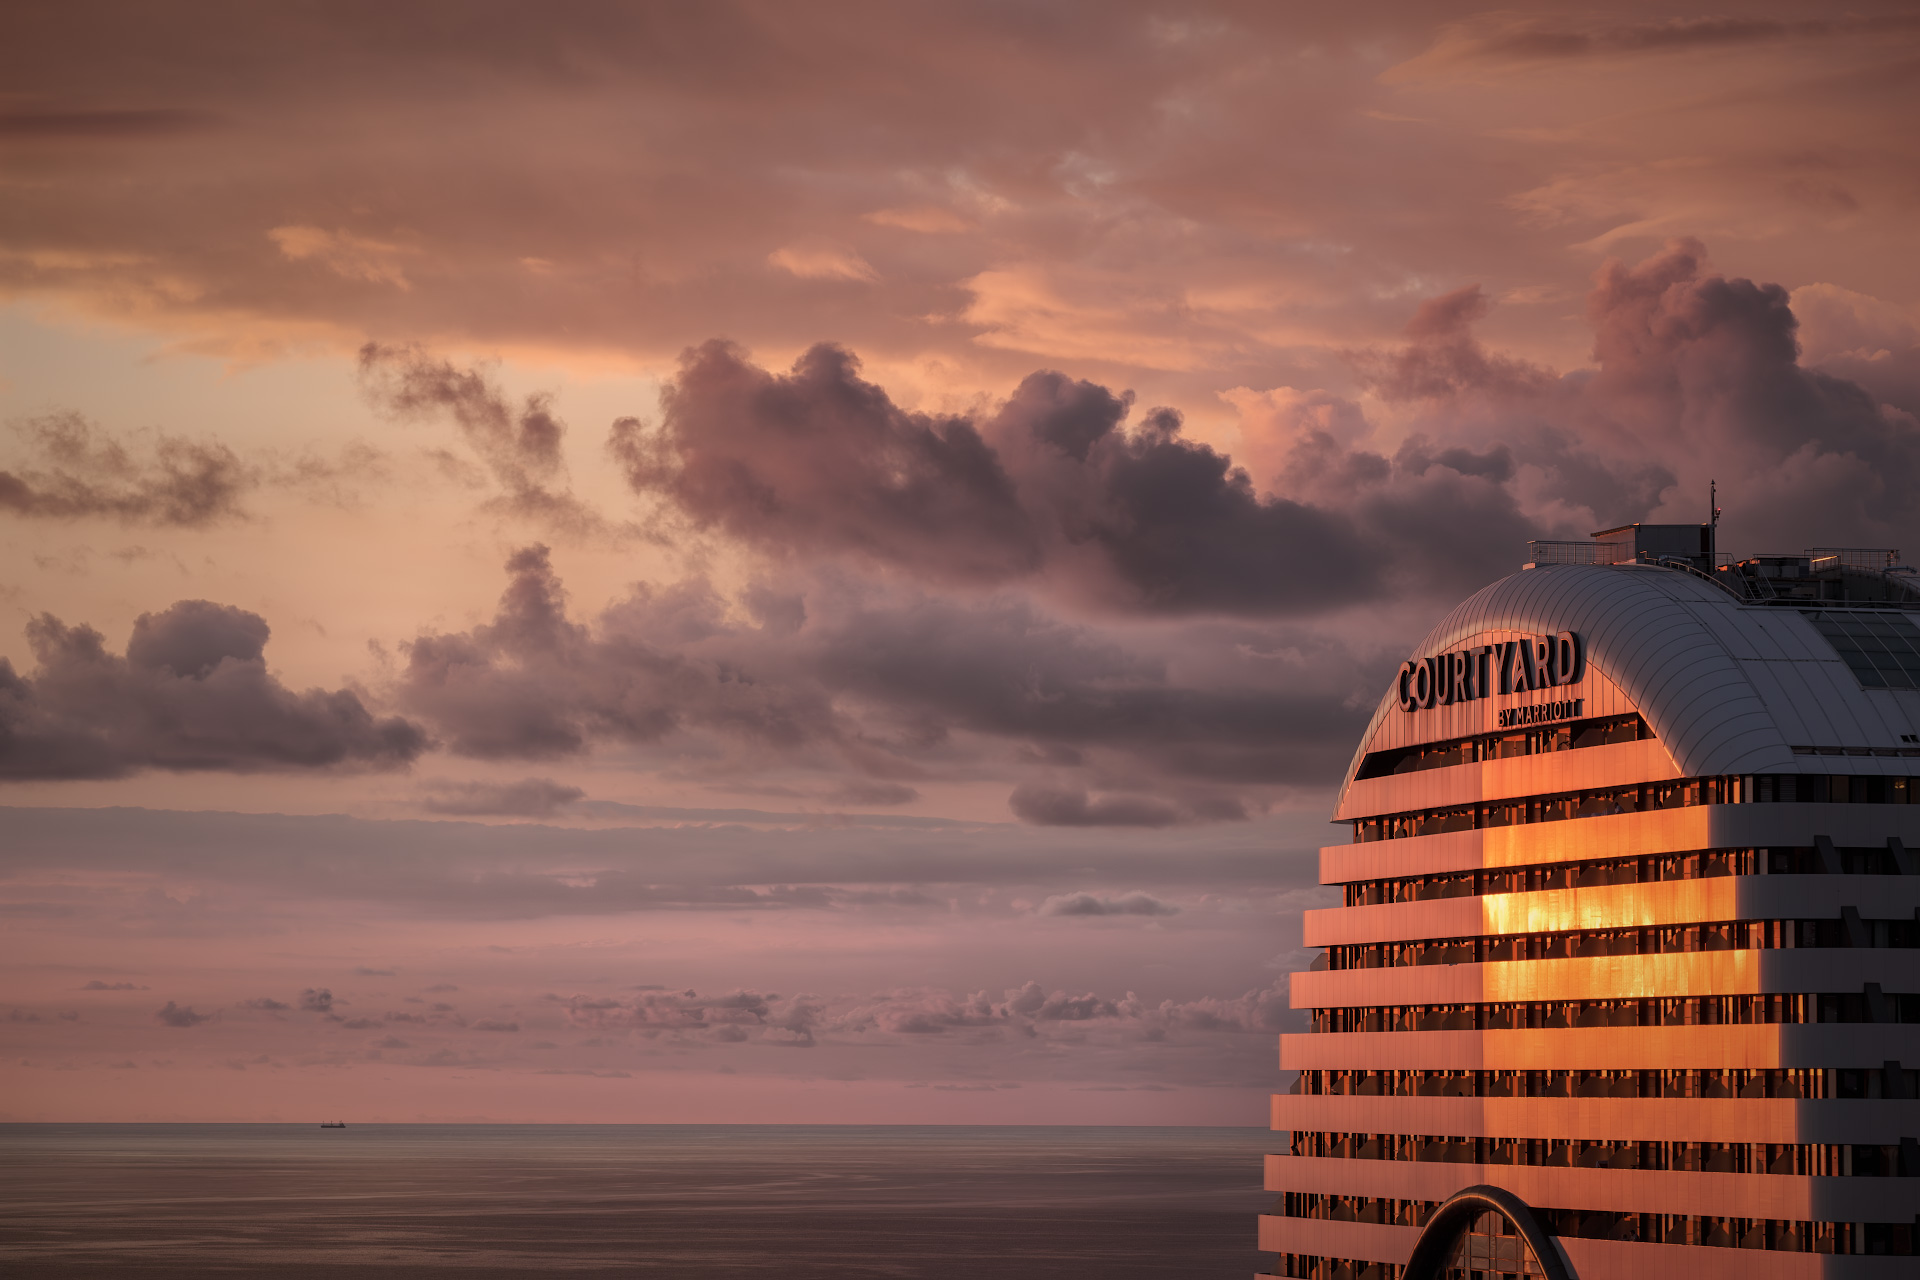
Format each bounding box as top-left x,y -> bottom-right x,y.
1709,479 -> 1720,570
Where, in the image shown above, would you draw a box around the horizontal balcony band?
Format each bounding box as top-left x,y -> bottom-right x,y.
1289,952 -> 1920,1009
1270,1094 -> 1920,1146
1339,847 -> 1907,912
1279,1025 -> 1920,1071
1317,929 -> 1920,981
1259,1214 -> 1918,1276
1260,1216 -> 1415,1271
1305,878 -> 1920,947
1288,1067 -> 1909,1106
1263,1154 -> 1920,1222
1320,806 -> 1920,884
1335,738 -> 1680,822
1282,1130 -> 1915,1186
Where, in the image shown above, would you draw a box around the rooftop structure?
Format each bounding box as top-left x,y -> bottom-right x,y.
1263,533 -> 1920,1279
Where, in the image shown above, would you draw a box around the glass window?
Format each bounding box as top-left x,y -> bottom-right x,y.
1805,610 -> 1920,690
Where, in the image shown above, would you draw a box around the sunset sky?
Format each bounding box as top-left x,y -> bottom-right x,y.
5,1 -> 1920,1124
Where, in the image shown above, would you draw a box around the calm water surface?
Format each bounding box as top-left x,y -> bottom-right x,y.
0,1124 -> 1275,1278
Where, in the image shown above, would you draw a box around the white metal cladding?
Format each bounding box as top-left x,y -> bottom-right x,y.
1335,563 -> 1920,812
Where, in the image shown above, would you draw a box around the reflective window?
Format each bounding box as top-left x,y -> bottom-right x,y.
1805,610 -> 1920,689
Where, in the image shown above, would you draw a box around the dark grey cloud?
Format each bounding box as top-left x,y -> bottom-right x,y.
1037,891 -> 1179,918
155,1001 -> 210,1027
1353,286 -> 1554,402
0,412 -> 251,527
299,988 -> 334,1014
1010,786 -> 1182,828
80,980 -> 144,990
357,344 -> 601,530
616,335 -> 1722,618
615,341 -> 1038,581
1568,240 -> 1920,547
1581,239 -> 1915,489
390,543 -> 1369,815
1312,239 -> 1920,558
395,544 -> 844,762
421,777 -> 585,817
617,342 -> 1394,615
0,601 -> 428,780
242,996 -> 289,1010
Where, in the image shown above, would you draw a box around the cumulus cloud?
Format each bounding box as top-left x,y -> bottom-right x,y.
420,777 -> 585,817
611,342 -> 1038,582
1237,239 -> 1920,559
1037,891 -> 1179,917
155,1001 -> 210,1027
388,541 -> 1366,811
0,412 -> 251,527
298,988 -> 334,1014
0,600 -> 428,780
616,333 -> 1767,617
394,544 -> 845,763
615,342 -> 1402,615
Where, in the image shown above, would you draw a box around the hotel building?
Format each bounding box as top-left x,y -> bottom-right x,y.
1264,527 -> 1920,1279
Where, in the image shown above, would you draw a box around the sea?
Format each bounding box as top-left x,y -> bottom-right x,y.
0,1125 -> 1276,1278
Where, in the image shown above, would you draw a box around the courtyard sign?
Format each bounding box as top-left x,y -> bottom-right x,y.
1397,632 -> 1585,713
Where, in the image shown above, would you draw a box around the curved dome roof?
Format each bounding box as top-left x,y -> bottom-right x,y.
1337,563 -> 1920,802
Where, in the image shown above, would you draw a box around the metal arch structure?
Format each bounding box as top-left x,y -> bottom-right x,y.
1331,557 -> 1920,815
1400,1185 -> 1573,1280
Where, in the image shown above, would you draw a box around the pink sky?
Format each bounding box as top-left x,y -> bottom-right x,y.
4,1 -> 1919,1122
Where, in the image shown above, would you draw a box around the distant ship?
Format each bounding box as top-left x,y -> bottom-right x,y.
319,1121 -> 346,1129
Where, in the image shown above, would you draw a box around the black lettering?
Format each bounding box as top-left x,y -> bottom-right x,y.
1557,631 -> 1585,685
1398,631 -> 1581,715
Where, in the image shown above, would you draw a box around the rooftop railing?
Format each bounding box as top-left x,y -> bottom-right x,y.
1807,547 -> 1902,571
